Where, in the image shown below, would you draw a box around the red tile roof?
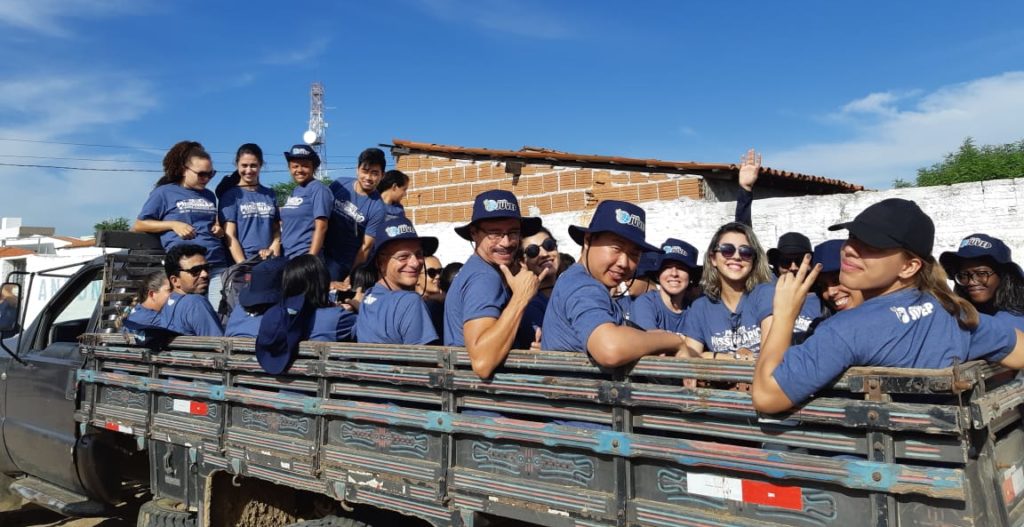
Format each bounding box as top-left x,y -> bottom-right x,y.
0,247 -> 34,258
390,138 -> 864,194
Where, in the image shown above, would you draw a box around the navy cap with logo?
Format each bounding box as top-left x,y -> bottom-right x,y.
828,198 -> 935,261
646,238 -> 702,282
568,200 -> 659,253
812,239 -> 845,274
239,257 -> 287,308
255,294 -> 315,375
454,190 -> 542,241
283,144 -> 321,168
767,232 -> 813,267
369,217 -> 439,264
940,233 -> 1024,280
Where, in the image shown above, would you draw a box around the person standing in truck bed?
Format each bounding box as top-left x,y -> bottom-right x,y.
218,143 -> 281,263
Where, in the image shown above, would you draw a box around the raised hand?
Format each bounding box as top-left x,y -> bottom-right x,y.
738,148 -> 762,191
499,264 -> 548,301
772,254 -> 821,322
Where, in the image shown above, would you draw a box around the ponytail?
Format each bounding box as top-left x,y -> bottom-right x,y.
157,140 -> 209,187
915,258 -> 979,330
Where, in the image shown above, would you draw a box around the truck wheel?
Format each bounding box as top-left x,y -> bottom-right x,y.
285,517 -> 368,527
137,498 -> 197,527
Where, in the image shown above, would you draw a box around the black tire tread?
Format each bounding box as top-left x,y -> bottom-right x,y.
137,498 -> 197,527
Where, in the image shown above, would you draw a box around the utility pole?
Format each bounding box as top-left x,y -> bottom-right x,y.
303,82 -> 328,180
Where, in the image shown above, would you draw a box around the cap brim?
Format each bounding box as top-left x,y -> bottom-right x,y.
239,289 -> 280,308
454,223 -> 473,240
568,225 -> 588,246
829,221 -> 903,251
938,251 -> 961,278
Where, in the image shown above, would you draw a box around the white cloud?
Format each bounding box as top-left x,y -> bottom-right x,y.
772,72 -> 1024,189
412,0 -> 573,39
0,0 -> 145,37
261,37 -> 331,65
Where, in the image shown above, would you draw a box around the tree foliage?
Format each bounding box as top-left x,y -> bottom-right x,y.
94,216 -> 131,233
892,178 -> 914,189
916,137 -> 1024,187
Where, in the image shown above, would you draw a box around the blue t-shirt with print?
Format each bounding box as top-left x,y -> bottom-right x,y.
122,305 -> 163,337
542,264 -> 623,353
384,202 -> 406,221
137,184 -> 227,267
682,292 -> 762,357
773,288 -> 1018,404
309,306 -> 356,342
749,281 -> 822,344
279,180 -> 333,259
224,303 -> 264,338
356,284 -> 439,345
995,310 -> 1024,332
444,254 -> 509,347
219,186 -> 279,260
159,292 -> 223,337
324,178 -> 385,273
514,293 -> 549,349
631,291 -> 686,334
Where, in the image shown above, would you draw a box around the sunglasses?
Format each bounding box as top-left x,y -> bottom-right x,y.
180,263 -> 211,277
425,267 -> 442,279
715,243 -> 755,261
777,253 -> 809,269
187,166 -> 217,179
524,238 -> 558,259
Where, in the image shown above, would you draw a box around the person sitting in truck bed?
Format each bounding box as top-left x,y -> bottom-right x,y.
355,217 -> 440,345
159,244 -> 224,337
224,257 -> 287,338
541,200 -> 696,365
281,255 -> 356,342
122,271 -> 172,337
941,233 -> 1024,331
753,199 -> 1024,414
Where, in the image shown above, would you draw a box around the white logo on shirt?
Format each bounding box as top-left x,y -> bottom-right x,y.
284,196 -> 304,208
175,198 -> 215,214
363,294 -> 377,305
335,199 -> 366,224
890,302 -> 935,324
239,201 -> 276,218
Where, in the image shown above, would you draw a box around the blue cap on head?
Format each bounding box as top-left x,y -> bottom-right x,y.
940,233 -> 1024,280
645,238 -> 702,282
636,252 -> 659,276
812,239 -> 845,274
283,144 -> 321,168
369,217 -> 439,264
239,258 -> 287,308
568,200 -> 659,253
255,294 -> 314,375
454,190 -> 541,241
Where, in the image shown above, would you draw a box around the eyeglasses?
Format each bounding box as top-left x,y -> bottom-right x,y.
954,269 -> 996,286
425,267 -> 442,279
391,251 -> 425,264
524,238 -> 558,258
480,229 -> 521,242
715,243 -> 755,261
180,263 -> 211,277
777,253 -> 809,270
186,166 -> 217,179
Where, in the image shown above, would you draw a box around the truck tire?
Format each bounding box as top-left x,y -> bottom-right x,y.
137,498 -> 197,527
285,517 -> 368,527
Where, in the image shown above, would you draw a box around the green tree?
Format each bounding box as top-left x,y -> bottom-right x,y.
916,137 -> 1024,187
272,177 -> 332,206
892,178 -> 914,189
94,216 -> 131,233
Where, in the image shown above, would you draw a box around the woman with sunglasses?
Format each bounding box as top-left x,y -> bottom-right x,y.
515,226 -> 561,346
681,222 -> 773,359
355,218 -> 441,345
632,239 -> 700,335
135,140 -> 230,310
940,234 -> 1024,330
417,255 -> 446,340
218,143 -> 281,263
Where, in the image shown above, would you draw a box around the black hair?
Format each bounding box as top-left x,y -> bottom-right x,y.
235,143 -> 264,166
357,148 -> 387,171
282,254 -> 332,308
953,261 -> 1024,316
136,271 -> 168,304
440,262 -> 463,294
349,263 -> 378,292
157,141 -> 211,187
216,143 -> 265,197
559,252 -> 576,274
164,244 -> 207,278
378,169 -> 409,193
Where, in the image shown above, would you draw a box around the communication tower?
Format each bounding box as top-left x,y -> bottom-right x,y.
303,82 -> 327,180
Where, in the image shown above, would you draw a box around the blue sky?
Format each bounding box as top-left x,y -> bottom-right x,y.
1,1 -> 1023,236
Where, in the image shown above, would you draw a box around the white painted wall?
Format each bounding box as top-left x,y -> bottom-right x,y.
417,178 -> 1024,268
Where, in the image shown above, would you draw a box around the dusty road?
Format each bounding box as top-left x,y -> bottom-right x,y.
0,501 -> 137,527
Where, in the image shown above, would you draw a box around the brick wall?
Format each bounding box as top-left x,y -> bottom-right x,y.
395,154 -> 703,225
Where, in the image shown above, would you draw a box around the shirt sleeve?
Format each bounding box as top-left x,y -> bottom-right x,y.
336,309 -> 357,342
137,187 -> 167,220
681,300 -> 708,345
364,202 -> 384,240
566,282 -> 619,351
748,284 -> 774,324
312,184 -> 333,220
771,321 -> 855,405
219,190 -> 239,224
182,296 -> 224,337
398,294 -> 440,345
967,314 -> 1018,362
735,187 -> 753,227
630,294 -> 659,330
461,271 -> 506,323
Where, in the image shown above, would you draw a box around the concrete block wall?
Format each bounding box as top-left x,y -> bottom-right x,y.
416,178 -> 1024,269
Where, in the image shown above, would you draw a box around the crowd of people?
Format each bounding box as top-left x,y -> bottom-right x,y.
123,141 -> 1024,413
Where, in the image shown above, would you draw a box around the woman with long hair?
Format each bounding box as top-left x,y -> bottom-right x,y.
218,143 -> 281,263
754,199 -> 1024,413
281,255 -> 355,342
940,234 -> 1024,330
681,222 -> 772,359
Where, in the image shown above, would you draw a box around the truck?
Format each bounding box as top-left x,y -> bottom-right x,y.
1,231 -> 1024,526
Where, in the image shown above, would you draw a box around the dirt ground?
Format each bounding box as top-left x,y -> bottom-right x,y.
0,500 -> 137,527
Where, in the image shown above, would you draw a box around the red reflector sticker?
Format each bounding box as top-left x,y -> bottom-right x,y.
741,480 -> 803,511
190,401 -> 209,416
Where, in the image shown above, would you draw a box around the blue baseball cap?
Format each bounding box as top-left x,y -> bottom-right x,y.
454,190 -> 542,241
239,258 -> 287,308
568,200 -> 659,253
369,217 -> 439,264
645,238 -> 702,281
812,239 -> 845,274
283,144 -> 321,168
255,294 -> 315,375
940,234 -> 1024,280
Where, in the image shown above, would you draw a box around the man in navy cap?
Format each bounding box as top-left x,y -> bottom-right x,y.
444,190 -> 546,378
542,200 -> 695,366
159,244 -> 223,336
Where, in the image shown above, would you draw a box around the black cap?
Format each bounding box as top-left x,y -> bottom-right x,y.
767,232 -> 812,267
828,198 -> 934,260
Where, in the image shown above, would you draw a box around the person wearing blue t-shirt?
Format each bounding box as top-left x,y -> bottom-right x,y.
225,257 -> 286,338
810,239 -> 863,318
324,148 -> 387,283
282,255 -> 356,342
121,271 -> 172,340
941,234 -> 1024,331
541,200 -> 695,365
378,169 -> 409,221
219,143 -> 281,263
754,198 -> 1024,413
682,222 -> 773,359
444,190 -> 546,378
514,225 -> 561,348
355,217 -> 440,345
631,238 -> 701,335
159,244 -> 223,337
279,145 -> 333,260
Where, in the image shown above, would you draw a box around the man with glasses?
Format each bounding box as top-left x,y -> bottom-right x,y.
324,147 -> 387,283
444,190 -> 545,378
158,244 -> 223,336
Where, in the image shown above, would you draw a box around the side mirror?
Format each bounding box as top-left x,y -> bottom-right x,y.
0,282 -> 22,333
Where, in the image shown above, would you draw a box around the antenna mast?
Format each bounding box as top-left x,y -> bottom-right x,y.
304,82 -> 327,180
